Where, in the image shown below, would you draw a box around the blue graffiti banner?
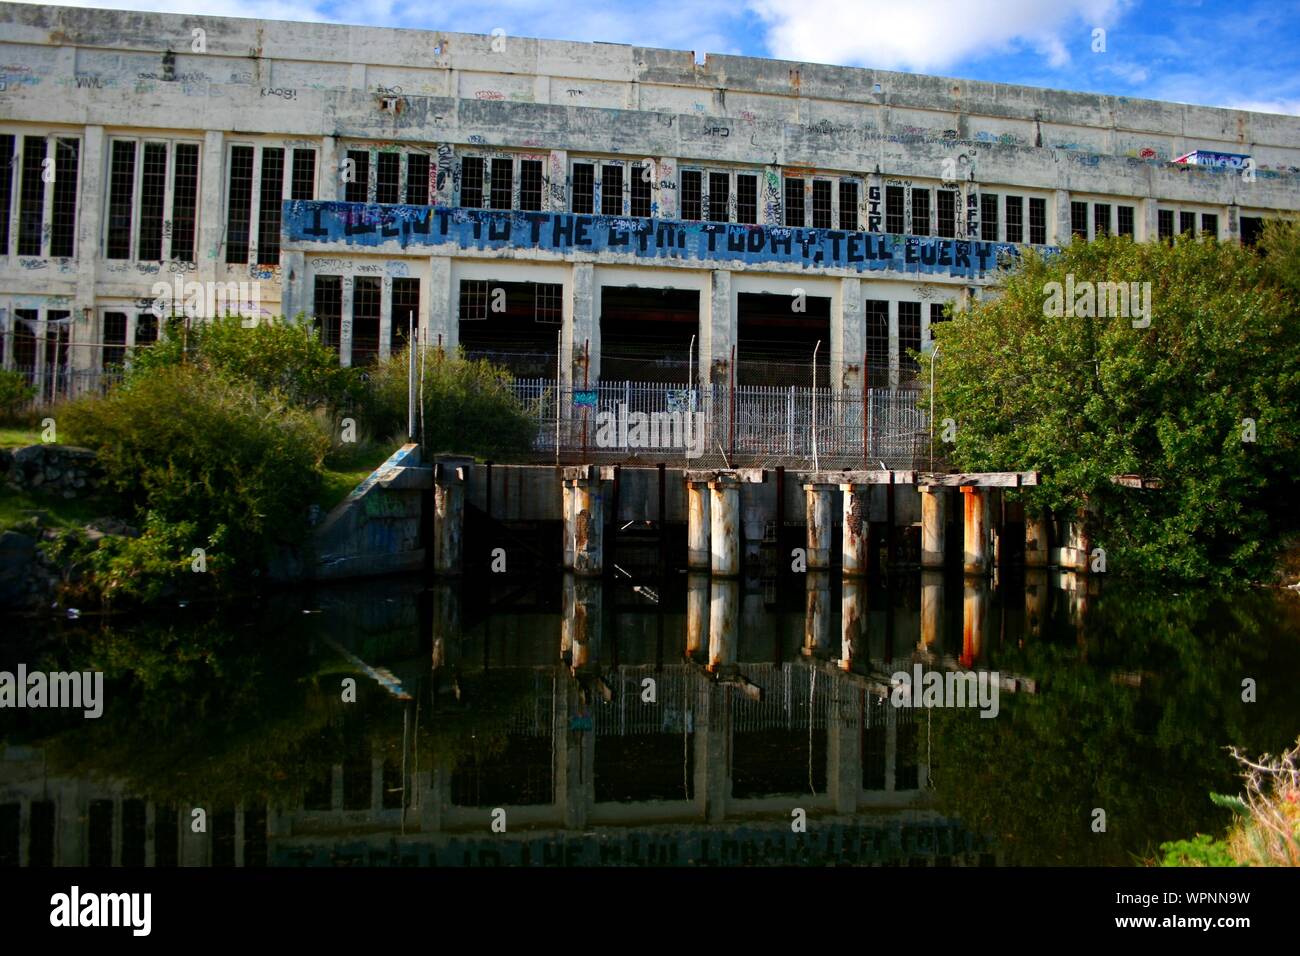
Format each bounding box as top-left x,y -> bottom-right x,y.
283,201 -> 1051,279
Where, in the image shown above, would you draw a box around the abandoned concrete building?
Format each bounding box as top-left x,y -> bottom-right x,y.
2,2 -> 1299,461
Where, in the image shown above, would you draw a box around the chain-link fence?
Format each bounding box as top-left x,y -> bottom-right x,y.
508,377 -> 928,470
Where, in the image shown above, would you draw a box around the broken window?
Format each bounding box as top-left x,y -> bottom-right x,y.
1004,195 -> 1023,243
680,169 -> 702,220
784,177 -> 804,227
980,193 -> 999,241
1028,197 -> 1047,244
571,162 -> 595,214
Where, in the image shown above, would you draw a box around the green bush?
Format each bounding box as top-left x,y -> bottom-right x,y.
60,363 -> 330,575
0,368 -> 36,419
362,348 -> 537,458
132,313 -> 365,415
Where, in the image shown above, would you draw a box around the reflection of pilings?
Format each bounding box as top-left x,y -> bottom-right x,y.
709,475 -> 741,576
840,578 -> 866,671
803,570 -> 832,658
961,577 -> 988,667
840,483 -> 870,576
920,487 -> 947,569
961,487 -> 991,576
686,480 -> 711,571
1024,510 -> 1050,568
1024,570 -> 1049,641
920,570 -> 944,653
686,572 -> 709,660
430,581 -> 462,699
563,574 -> 603,670
707,578 -> 739,673
804,483 -> 835,570
433,459 -> 467,575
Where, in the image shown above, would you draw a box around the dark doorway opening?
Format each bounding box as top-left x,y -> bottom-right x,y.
458,279 -> 561,378
598,286 -> 699,384
736,292 -> 831,386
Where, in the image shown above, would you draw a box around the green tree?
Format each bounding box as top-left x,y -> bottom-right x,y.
929,226 -> 1300,582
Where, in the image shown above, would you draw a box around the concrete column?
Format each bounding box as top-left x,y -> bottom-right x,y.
432,457 -> 468,575
803,570 -> 832,658
566,262 -> 595,388
686,479 -> 711,570
961,486 -> 991,575
705,269 -> 734,387
199,130 -> 225,283
840,483 -> 870,576
72,125 -> 103,374
826,678 -> 861,813
685,571 -> 709,660
707,578 -> 738,674
1054,188 -> 1073,246
920,486 -> 947,568
561,480 -> 575,569
1024,509 -> 1050,568
571,474 -> 604,577
920,569 -> 943,652
708,474 -> 741,576
426,255 -> 454,352
840,578 -> 866,671
887,298 -> 900,388
803,483 -> 835,570
833,277 -> 862,391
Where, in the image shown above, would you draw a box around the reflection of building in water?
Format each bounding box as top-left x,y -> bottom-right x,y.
5,571 -> 1071,867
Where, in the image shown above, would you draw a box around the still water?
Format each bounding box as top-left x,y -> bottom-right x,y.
3,569 -> 1300,867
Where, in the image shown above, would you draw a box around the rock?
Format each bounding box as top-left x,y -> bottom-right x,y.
13,445 -> 45,466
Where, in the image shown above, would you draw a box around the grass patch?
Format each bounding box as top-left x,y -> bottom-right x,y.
317,441 -> 396,514
0,486 -> 116,533
0,426 -> 41,449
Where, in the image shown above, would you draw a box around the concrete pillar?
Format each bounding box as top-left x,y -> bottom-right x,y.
708,474 -> 741,576
920,486 -> 947,568
961,486 -> 991,575
571,475 -> 604,577
840,578 -> 866,671
566,262 -> 596,387
705,269 -> 734,388
426,255 -> 455,352
685,571 -> 709,660
961,578 -> 988,668
920,569 -> 943,653
686,479 -> 711,570
803,570 -> 832,658
562,481 -> 575,569
707,578 -> 739,674
826,677 -> 861,813
804,483 -> 835,569
432,457 -> 468,575
840,483 -> 869,576
837,277 -> 864,392
1025,509 -> 1051,568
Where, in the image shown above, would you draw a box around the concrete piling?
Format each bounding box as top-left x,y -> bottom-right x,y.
804,483 -> 836,570
961,486 -> 991,576
840,483 -> 870,576
686,479 -> 711,571
709,474 -> 741,576
432,457 -> 469,575
920,486 -> 947,569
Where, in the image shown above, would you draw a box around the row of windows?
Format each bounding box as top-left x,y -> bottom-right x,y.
0,131 -> 1257,263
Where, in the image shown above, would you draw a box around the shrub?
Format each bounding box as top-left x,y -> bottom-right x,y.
0,368 -> 36,419
132,313 -> 365,415
60,363 -> 329,574
362,348 -> 537,458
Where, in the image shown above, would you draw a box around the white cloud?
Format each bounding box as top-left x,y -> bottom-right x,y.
745,0 -> 1126,72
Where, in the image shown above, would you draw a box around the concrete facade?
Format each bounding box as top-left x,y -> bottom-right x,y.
1,2 -> 1298,395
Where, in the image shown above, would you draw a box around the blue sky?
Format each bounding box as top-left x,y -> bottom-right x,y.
25,0 -> 1300,115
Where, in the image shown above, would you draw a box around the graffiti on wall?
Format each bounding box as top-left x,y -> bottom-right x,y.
284,201 -> 1048,279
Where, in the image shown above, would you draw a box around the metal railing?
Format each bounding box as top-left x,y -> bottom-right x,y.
507,378 -> 927,469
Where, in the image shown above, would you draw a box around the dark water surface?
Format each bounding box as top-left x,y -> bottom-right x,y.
3,569 -> 1299,867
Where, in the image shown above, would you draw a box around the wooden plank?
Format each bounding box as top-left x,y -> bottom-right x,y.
916,471 -> 1039,488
